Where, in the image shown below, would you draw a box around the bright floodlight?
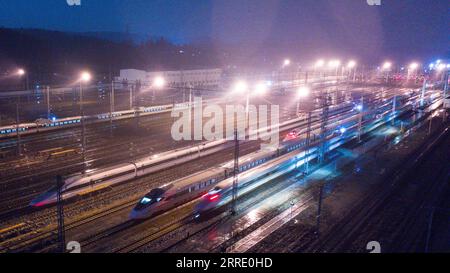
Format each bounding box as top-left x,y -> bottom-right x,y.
409,62 -> 419,71
80,71 -> 91,82
328,60 -> 340,68
283,59 -> 291,67
17,69 -> 26,76
436,63 -> 446,71
153,76 -> 165,88
347,60 -> 356,68
382,62 -> 392,70
233,80 -> 248,93
315,59 -> 325,68
297,86 -> 310,98
254,82 -> 268,95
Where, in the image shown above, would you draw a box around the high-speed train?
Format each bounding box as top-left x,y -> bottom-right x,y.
128,141 -> 309,220
0,105 -> 173,139
30,139 -> 229,207
130,89 -> 439,220
129,141 -> 311,220
129,113 -> 363,221
29,99 -> 355,208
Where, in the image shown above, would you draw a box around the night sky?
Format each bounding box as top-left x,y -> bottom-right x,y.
0,0 -> 448,63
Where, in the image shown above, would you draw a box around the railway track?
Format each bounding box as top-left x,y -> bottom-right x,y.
0,140 -> 263,251
298,120 -> 449,253
0,85 -> 422,251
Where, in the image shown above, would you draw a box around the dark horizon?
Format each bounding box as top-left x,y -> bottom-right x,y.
0,0 -> 448,64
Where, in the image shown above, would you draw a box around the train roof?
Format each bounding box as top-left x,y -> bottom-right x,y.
220,147 -> 278,169
171,167 -> 225,190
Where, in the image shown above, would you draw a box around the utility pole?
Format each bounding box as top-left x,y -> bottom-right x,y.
129,85 -> 133,110
315,184 -> 324,236
16,99 -> 22,156
46,86 -> 50,119
392,95 -> 397,126
319,90 -> 330,164
56,175 -> 66,253
110,81 -> 115,135
79,82 -> 86,164
420,80 -> 427,108
358,97 -> 364,142
231,128 -> 239,215
443,71 -> 448,122
304,111 -> 312,174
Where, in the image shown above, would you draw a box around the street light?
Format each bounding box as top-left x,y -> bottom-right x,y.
296,86 -> 310,117
153,76 -> 165,89
152,76 -> 165,103
409,62 -> 419,71
347,60 -> 356,69
79,71 -> 91,164
408,62 -> 419,80
254,82 -> 268,96
232,80 -> 248,94
347,61 -> 357,81
382,62 -> 392,83
314,59 -> 325,78
283,59 -> 291,67
80,71 -> 92,83
315,59 -> 325,68
328,60 -> 341,78
17,69 -> 25,76
382,62 -> 392,70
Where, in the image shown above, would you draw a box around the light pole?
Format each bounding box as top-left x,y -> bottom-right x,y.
79,71 -> 91,163
152,76 -> 165,104
408,62 -> 419,81
232,80 -> 249,126
382,62 -> 392,83
347,61 -> 357,82
314,59 -> 325,79
46,85 -> 51,119
296,86 -> 310,117
17,68 -> 29,90
15,69 -> 27,156
110,80 -> 115,135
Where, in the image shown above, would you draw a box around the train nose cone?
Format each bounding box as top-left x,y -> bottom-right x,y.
129,209 -> 144,220
29,194 -> 47,207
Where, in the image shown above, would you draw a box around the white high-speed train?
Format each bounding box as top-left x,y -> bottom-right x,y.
130,90 -> 436,220
0,105 -> 173,139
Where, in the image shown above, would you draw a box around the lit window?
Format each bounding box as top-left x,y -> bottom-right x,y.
140,197 -> 152,204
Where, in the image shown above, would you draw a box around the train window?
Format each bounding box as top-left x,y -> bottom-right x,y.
1,131 -> 5,134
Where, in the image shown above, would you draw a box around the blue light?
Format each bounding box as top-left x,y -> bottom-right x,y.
140,197 -> 152,204
52,117 -> 57,122
339,127 -> 347,134
355,105 -> 363,111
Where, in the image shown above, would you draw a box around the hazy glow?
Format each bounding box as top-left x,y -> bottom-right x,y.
328,60 -> 340,68
297,86 -> 310,98
382,62 -> 392,70
254,82 -> 268,95
347,60 -> 356,68
233,80 -> 248,93
283,59 -> 291,67
153,76 -> 165,88
80,71 -> 92,82
17,68 -> 25,76
409,62 -> 419,70
315,59 -> 325,68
